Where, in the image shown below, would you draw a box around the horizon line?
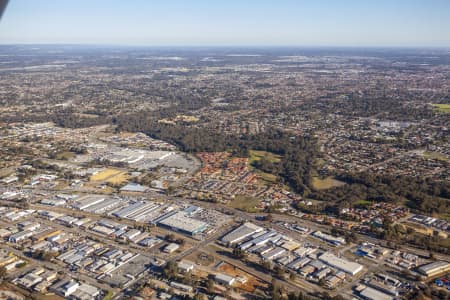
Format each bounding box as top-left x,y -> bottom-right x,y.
1,43 -> 450,50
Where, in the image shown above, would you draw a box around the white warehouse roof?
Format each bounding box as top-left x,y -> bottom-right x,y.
319,252 -> 363,276
221,222 -> 264,244
158,211 -> 208,235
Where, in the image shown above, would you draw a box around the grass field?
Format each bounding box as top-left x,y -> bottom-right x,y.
249,150 -> 281,164
248,150 -> 281,184
432,103 -> 450,113
229,195 -> 261,212
0,167 -> 14,178
423,151 -> 449,162
312,176 -> 345,190
90,168 -> 129,184
55,151 -> 75,160
354,199 -> 372,208
256,171 -> 278,183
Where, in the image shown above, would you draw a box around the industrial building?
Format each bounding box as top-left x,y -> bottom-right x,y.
120,182 -> 148,193
157,211 -> 208,235
83,198 -> 123,214
72,195 -> 107,210
359,286 -> 393,300
312,231 -> 346,246
214,273 -> 235,286
170,281 -> 193,293
319,252 -> 363,276
178,261 -> 194,273
417,261 -> 450,278
220,222 -> 264,245
112,201 -> 160,222
367,280 -> 399,297
163,243 -> 180,253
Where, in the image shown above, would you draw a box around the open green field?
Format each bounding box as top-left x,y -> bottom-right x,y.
256,171 -> 278,183
432,103 -> 450,113
248,150 -> 281,184
0,167 -> 15,178
249,150 -> 281,164
354,199 -> 372,207
312,176 -> 346,190
229,195 -> 261,212
55,151 -> 76,160
423,151 -> 449,162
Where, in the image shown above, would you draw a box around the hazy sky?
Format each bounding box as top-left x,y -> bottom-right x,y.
1,0 -> 450,47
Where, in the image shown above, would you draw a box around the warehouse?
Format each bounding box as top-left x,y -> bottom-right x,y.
98,219 -> 127,231
122,229 -> 141,241
84,198 -> 123,214
112,201 -> 159,220
70,283 -> 101,299
72,195 -> 106,210
262,247 -> 286,261
41,198 -> 66,206
38,210 -> 63,221
9,230 -> 34,243
319,252 -> 363,276
120,182 -> 148,193
178,261 -> 194,273
157,211 -> 208,235
313,231 -> 346,246
170,281 -> 193,293
220,222 -> 264,245
138,237 -> 161,247
367,280 -> 399,296
126,202 -> 160,221
359,286 -> 392,300
92,225 -> 115,236
417,261 -> 450,278
215,273 -> 235,286
163,243 -> 180,253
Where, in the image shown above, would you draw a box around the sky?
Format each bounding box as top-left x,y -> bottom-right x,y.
1,0 -> 450,47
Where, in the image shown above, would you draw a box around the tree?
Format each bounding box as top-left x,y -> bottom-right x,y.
318,277 -> 326,287
261,260 -> 271,271
165,233 -> 175,242
206,278 -> 215,294
232,248 -> 247,259
193,294 -> 206,300
163,261 -> 178,280
270,282 -> 283,300
274,265 -> 285,279
165,186 -> 176,196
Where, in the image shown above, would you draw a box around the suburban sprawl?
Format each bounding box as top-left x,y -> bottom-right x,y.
0,46 -> 449,300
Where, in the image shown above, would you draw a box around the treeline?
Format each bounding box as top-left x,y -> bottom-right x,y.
297,96 -> 437,121
116,116 -> 318,193
311,172 -> 450,214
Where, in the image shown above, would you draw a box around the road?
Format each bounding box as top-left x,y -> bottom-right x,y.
2,183 -> 449,299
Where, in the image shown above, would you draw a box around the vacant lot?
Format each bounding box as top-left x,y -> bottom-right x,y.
256,170 -> 278,183
312,176 -> 346,190
55,151 -> 75,160
229,195 -> 261,212
90,168 -> 129,184
423,151 -> 449,162
249,150 -> 281,164
433,103 -> 450,113
217,261 -> 267,293
248,150 -> 281,184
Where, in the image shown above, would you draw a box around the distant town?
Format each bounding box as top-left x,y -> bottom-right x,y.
0,46 -> 448,300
